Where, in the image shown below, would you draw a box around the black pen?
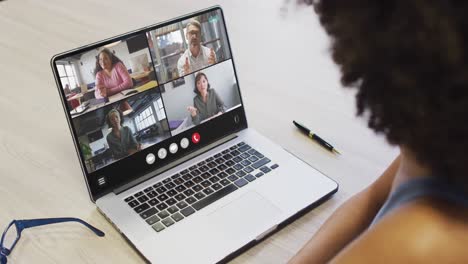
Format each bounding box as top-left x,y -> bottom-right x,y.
293,120 -> 341,155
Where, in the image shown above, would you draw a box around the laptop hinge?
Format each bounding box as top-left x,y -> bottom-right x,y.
113,134 -> 238,194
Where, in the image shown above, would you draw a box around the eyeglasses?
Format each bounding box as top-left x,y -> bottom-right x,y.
0,217 -> 105,264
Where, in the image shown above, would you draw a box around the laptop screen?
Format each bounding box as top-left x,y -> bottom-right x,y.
51,7 -> 247,199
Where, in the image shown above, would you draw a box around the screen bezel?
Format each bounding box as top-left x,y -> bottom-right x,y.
50,6 -> 248,201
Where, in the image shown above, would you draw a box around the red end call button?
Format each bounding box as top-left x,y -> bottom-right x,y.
192,132 -> 201,144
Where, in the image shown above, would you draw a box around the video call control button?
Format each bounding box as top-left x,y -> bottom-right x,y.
180,138 -> 189,149
146,153 -> 156,165
192,133 -> 201,144
158,148 -> 167,159
169,143 -> 178,154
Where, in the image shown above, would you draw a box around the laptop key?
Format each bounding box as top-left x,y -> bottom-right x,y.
157,210 -> 170,219
189,165 -> 198,171
260,166 -> 272,174
248,156 -> 259,162
238,145 -> 251,152
162,178 -> 172,184
254,151 -> 265,158
222,154 -> 233,160
193,185 -> 203,192
134,191 -> 144,197
233,164 -> 243,171
176,201 -> 188,209
183,189 -> 195,197
240,153 -> 250,159
231,150 -> 241,156
166,189 -> 177,197
153,182 -> 163,188
162,217 -> 175,227
192,184 -> 238,211
244,166 -> 254,173
201,172 -> 211,179
236,171 -> 246,177
152,222 -> 165,232
147,191 -> 158,198
240,160 -> 251,166
182,174 -> 193,181
166,198 -> 177,206
229,146 -> 237,150
155,186 -> 167,194
226,168 -> 236,175
222,149 -> 230,154
184,180 -> 195,188
212,183 -> 222,191
197,161 -> 206,167
225,160 -> 235,167
190,169 -> 201,176
199,165 -> 209,172
201,180 -> 212,188
252,158 -> 271,169
148,198 -> 159,206
203,187 -> 214,195
171,212 -> 184,222
248,149 -> 257,155
171,173 -> 181,180
194,192 -> 206,200
185,196 -> 197,204
234,178 -> 248,188
146,215 -> 160,225
233,156 -> 242,163
156,203 -> 168,211
128,200 -> 139,208
140,207 -> 158,219
227,175 -> 239,182
173,178 -> 184,185
237,142 -> 245,147
137,195 -> 149,203
124,196 -> 134,202
134,203 -> 150,213
165,182 -> 176,190
157,194 -> 169,201
193,176 -> 203,184
218,172 -> 228,179
175,194 -> 186,201
167,206 -> 178,214
180,206 -> 196,217
244,174 -> 256,182
271,164 -> 279,169
220,179 -> 231,186
217,164 -> 228,171
175,185 -> 187,192
209,176 -> 220,183
255,172 -> 264,178
144,186 -> 153,193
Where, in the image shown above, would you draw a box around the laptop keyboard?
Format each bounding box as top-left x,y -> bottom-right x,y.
123,142 -> 279,233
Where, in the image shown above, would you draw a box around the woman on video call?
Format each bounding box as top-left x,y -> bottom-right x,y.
106,109 -> 140,160
187,72 -> 226,125
94,48 -> 133,99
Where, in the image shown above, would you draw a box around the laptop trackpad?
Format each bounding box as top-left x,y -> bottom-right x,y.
208,191 -> 282,240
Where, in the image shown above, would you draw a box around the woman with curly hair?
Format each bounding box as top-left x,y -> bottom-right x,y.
94,48 -> 133,99
289,1 -> 468,263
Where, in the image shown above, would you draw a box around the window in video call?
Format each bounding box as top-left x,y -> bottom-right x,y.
55,9 -> 242,174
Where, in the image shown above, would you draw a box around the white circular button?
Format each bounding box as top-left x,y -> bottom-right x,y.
158,148 -> 167,159
146,153 -> 156,164
180,138 -> 189,149
169,143 -> 178,154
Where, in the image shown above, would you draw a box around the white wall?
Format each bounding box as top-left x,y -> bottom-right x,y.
161,60 -> 241,122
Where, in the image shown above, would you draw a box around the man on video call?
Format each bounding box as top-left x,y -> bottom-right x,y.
177,19 -> 216,76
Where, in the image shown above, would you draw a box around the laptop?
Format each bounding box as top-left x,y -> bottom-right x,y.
50,6 -> 338,263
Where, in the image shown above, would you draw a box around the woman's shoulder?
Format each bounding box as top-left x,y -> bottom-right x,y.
331,198 -> 468,263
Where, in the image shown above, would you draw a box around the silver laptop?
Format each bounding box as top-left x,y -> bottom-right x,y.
50,6 -> 338,263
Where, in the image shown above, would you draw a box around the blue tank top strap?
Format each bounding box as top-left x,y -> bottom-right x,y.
371,176 -> 468,226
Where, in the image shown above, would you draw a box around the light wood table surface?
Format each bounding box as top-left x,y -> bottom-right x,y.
0,0 -> 398,263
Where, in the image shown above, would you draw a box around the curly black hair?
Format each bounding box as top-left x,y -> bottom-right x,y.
300,0 -> 468,188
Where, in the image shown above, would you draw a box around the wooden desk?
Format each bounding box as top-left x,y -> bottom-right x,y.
0,1 -> 398,263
